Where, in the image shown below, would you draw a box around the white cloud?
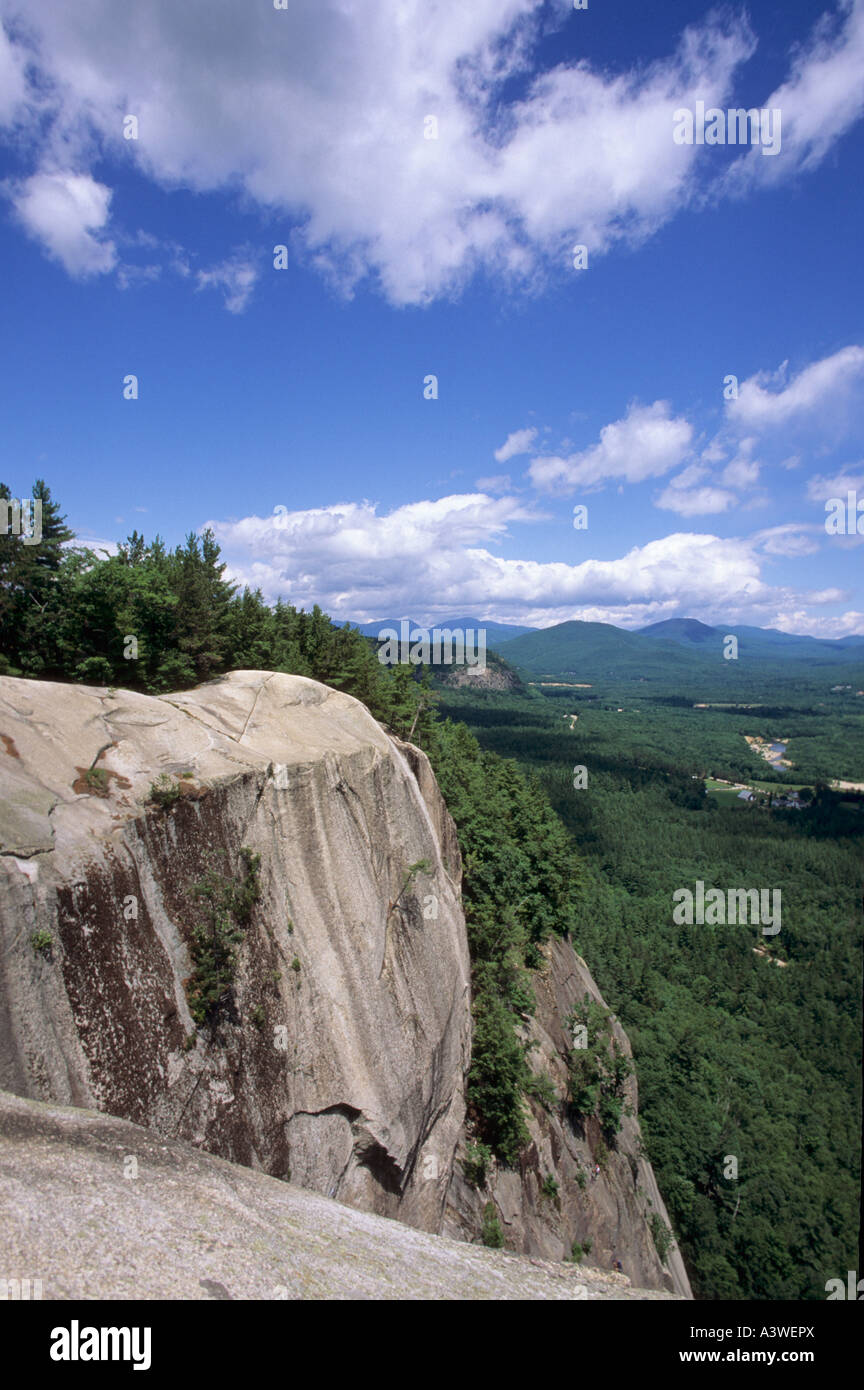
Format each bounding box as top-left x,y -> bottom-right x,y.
723,0 -> 864,190
200,492 -> 854,633
806,467 -> 864,500
211,489 -> 544,575
769,608 -> 864,638
667,463 -> 708,488
653,455 -> 742,514
752,524 -> 821,558
3,3 -> 862,304
196,256 -> 258,313
8,170 -> 117,277
68,536 -> 120,557
0,2 -> 755,303
655,481 -> 738,515
0,20 -> 26,123
475,473 -> 513,494
529,401 -> 693,494
701,438 -> 727,463
494,428 -> 537,463
721,453 -> 760,488
728,345 -> 864,429
655,462 -> 740,514
116,262 -> 161,289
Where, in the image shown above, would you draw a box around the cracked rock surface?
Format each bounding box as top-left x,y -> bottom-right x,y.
0,671 -> 470,1231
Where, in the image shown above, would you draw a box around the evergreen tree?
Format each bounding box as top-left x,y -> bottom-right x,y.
0,479 -> 75,675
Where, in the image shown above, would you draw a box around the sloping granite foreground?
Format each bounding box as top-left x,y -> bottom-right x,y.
0,1090 -> 681,1301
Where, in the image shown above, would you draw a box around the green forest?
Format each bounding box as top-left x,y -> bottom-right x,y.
2,482 -> 861,1300
0,481 -> 438,745
438,682 -> 863,1300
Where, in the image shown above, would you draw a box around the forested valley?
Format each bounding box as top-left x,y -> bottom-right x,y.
438,676 -> 863,1299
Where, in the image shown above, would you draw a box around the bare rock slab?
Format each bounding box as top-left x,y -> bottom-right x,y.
0,1090 -> 682,1301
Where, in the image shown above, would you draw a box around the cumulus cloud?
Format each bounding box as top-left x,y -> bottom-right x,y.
701,438 -> 728,463
67,536 -> 120,558
0,3 -> 753,302
7,170 -> 117,277
727,345 -> 864,429
196,256 -> 259,313
769,607 -> 864,637
494,428 -> 537,463
2,3 -> 862,304
197,491 -> 853,632
240,492 -> 540,546
529,401 -> 693,494
721,451 -> 761,488
654,455 -> 742,514
1,0 -> 863,306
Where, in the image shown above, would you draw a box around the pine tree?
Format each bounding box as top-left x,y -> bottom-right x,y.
170,528 -> 236,683
0,479 -> 75,675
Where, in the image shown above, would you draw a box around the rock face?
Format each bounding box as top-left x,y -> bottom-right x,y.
445,937 -> 692,1298
0,671 -> 470,1231
437,653 -> 523,693
0,670 -> 690,1297
0,1089 -> 683,1300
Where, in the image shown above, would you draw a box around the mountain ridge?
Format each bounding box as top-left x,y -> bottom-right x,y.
490,617 -> 864,678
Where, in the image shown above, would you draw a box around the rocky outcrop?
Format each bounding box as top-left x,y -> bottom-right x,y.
0,670 -> 690,1296
0,1089 -> 683,1300
0,671 -> 470,1231
436,652 -> 524,693
445,937 -> 692,1298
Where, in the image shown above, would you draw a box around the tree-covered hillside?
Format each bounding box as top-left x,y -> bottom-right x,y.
438,686 -> 863,1299
495,617 -> 864,686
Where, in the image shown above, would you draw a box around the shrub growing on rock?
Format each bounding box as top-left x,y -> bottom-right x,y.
481,1202 -> 504,1249
184,847 -> 261,1025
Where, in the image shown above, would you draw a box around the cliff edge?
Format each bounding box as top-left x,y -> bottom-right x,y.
0,671 -> 690,1296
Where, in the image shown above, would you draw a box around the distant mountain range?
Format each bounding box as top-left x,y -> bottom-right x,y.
489,618 -> 864,680
634,618 -> 864,658
335,613 -> 864,681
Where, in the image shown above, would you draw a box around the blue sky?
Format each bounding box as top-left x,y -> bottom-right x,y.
1,0 -> 862,632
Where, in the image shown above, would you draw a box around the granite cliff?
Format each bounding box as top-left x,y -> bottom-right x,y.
0,670 -> 690,1297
